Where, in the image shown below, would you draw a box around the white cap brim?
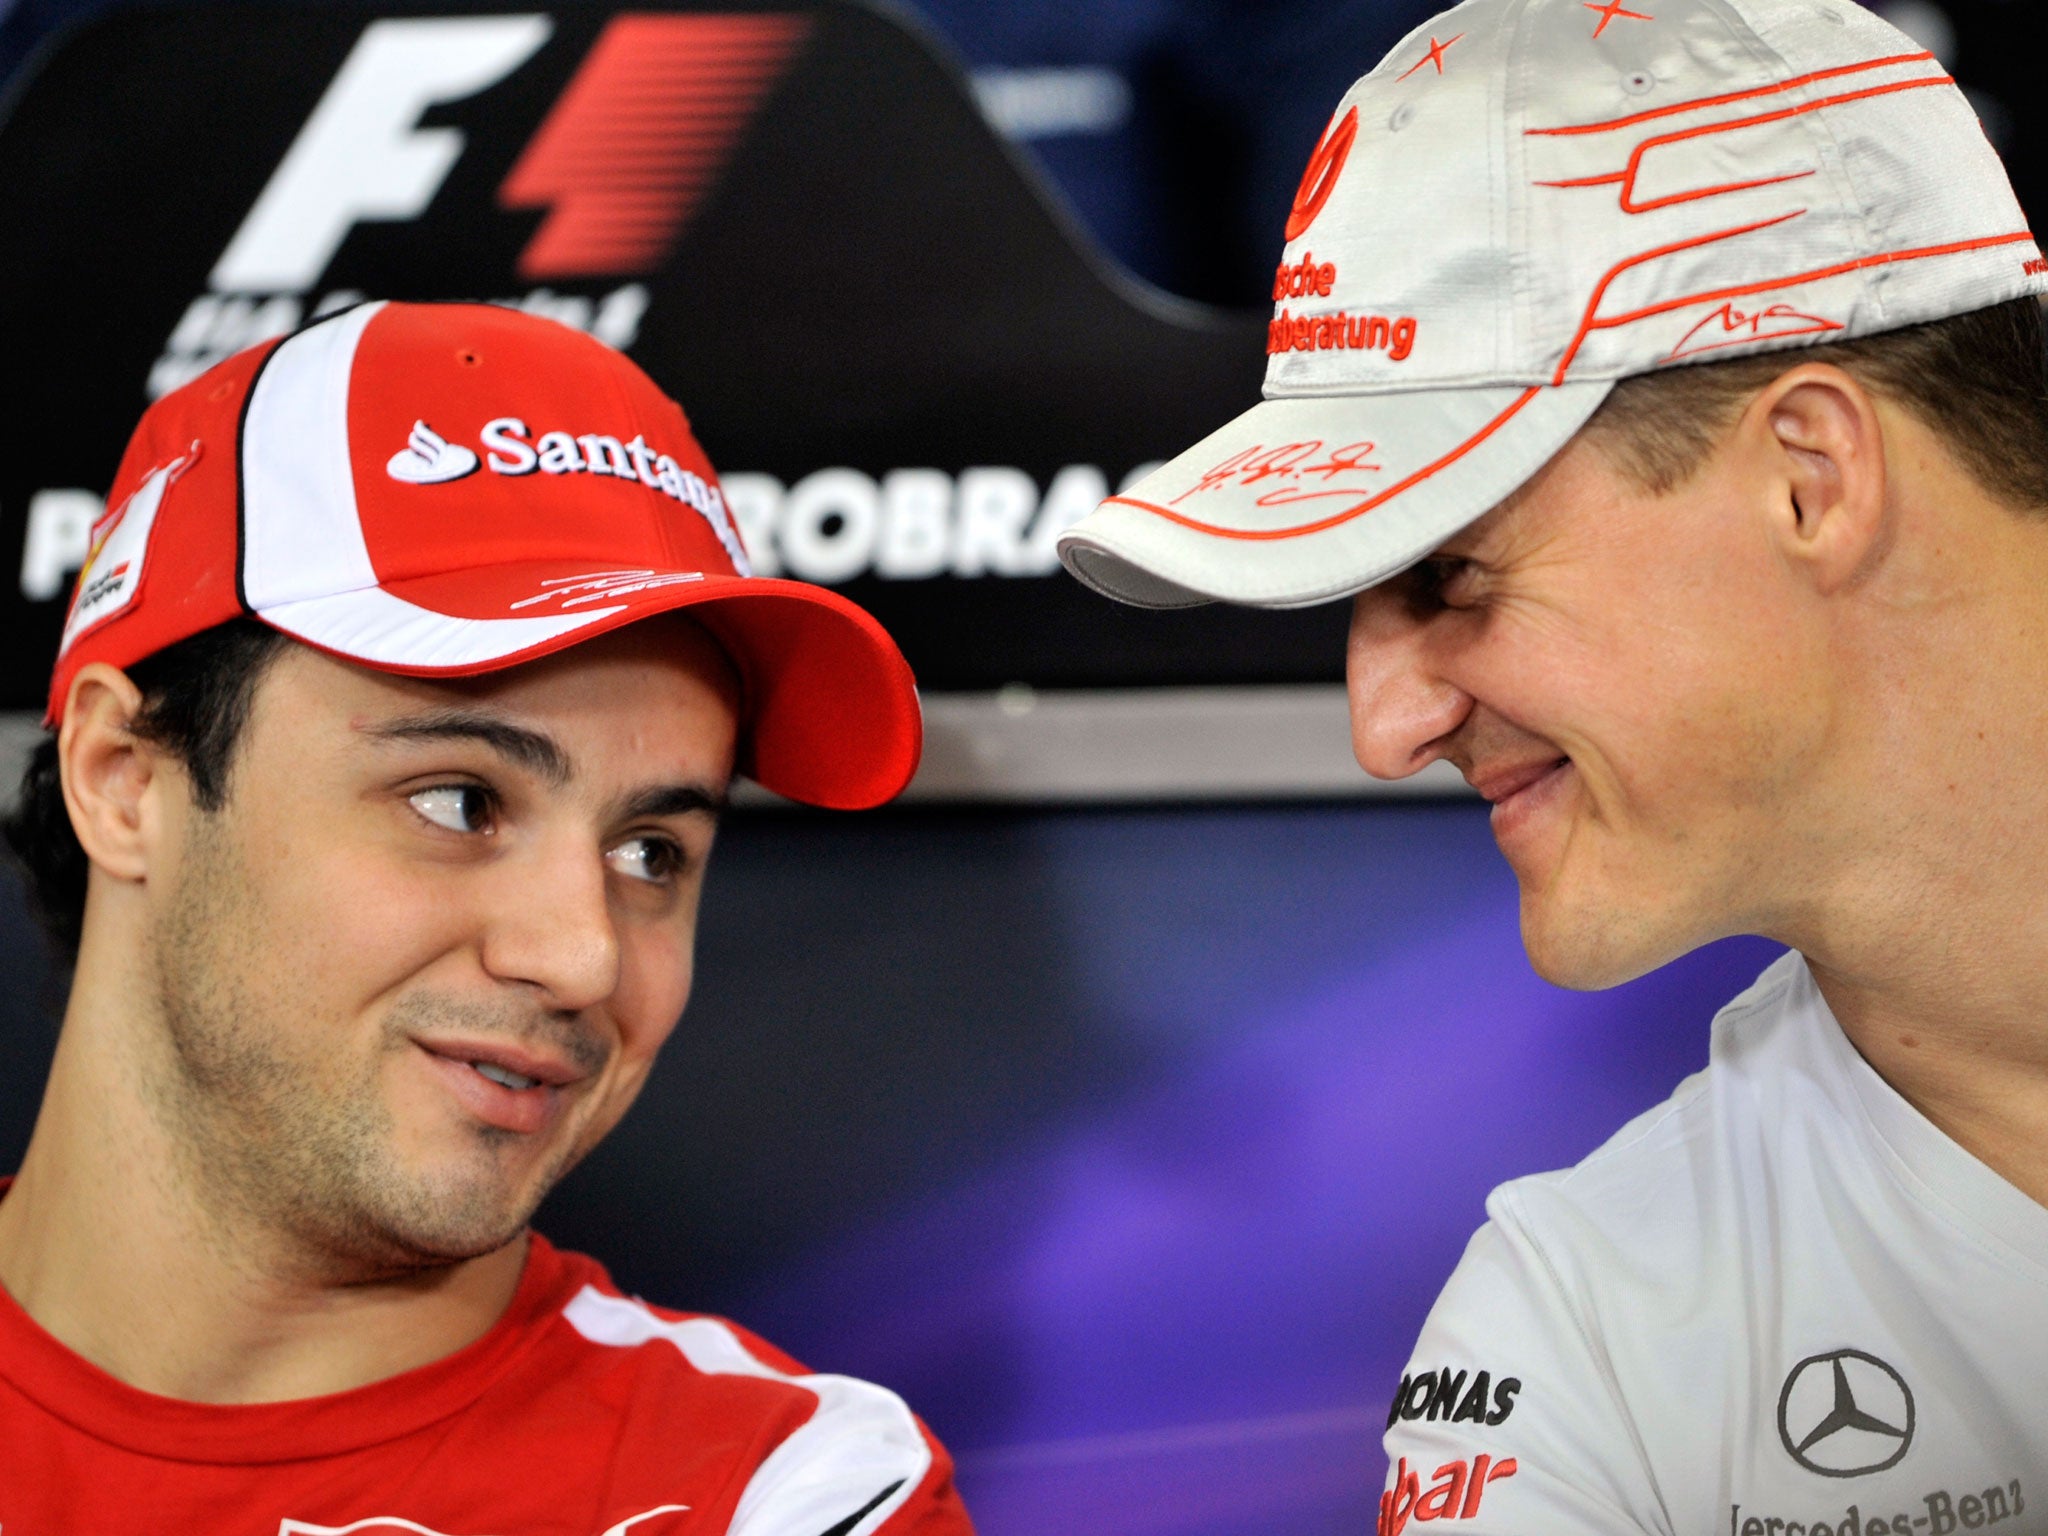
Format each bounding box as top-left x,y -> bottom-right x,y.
1061,379 -> 1612,609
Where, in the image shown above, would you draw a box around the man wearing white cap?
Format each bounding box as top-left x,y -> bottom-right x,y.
0,301 -> 970,1532
1060,0 -> 2048,1528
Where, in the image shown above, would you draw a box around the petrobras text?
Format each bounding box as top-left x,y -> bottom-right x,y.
15,462 -> 1159,601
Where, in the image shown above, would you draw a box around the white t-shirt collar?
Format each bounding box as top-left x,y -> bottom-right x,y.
1785,954 -> 2048,1280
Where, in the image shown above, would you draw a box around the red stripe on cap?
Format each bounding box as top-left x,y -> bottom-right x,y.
1526,51 -> 1938,137
1554,227 -> 2037,383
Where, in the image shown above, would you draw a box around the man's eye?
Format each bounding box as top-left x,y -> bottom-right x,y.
606,836 -> 684,885
1418,558 -> 1481,609
410,785 -> 494,834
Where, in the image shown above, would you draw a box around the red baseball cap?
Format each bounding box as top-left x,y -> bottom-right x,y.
49,301 -> 922,810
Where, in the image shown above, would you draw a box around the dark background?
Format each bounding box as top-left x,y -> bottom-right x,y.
3,0 -> 2033,309
0,0 -> 2033,700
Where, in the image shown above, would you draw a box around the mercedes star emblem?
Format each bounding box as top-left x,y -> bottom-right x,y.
1777,1349 -> 1916,1477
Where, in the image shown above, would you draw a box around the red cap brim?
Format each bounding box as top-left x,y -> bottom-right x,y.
261,568 -> 922,811
685,580 -> 924,811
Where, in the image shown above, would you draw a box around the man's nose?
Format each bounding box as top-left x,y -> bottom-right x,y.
479,837 -> 621,1014
1347,588 -> 1472,780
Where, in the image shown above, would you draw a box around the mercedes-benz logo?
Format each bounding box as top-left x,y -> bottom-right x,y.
1777,1349 -> 1916,1477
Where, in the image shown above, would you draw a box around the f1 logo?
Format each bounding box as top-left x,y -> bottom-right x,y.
207,11 -> 810,296
211,16 -> 554,294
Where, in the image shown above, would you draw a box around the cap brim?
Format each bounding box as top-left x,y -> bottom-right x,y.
1059,380 -> 1612,609
254,567 -> 922,811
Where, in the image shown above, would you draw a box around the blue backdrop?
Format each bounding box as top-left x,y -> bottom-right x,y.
527,800 -> 1781,1535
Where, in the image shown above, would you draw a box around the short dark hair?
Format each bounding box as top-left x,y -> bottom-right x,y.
1581,297 -> 2048,508
3,619 -> 292,957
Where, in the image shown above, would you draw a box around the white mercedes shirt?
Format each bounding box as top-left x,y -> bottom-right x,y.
1382,952 -> 2048,1536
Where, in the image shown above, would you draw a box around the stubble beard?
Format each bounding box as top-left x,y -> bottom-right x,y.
143,816 -> 576,1284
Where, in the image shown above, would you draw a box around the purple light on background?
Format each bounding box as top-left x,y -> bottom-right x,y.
729,806 -> 1782,1535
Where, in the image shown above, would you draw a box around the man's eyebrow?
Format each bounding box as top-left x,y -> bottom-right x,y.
1434,489 -> 1521,561
362,711 -> 573,787
619,784 -> 728,821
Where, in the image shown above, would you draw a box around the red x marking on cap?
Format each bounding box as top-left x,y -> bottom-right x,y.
1584,0 -> 1653,36
1397,33 -> 1465,80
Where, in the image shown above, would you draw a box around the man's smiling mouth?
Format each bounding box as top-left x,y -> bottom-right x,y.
1473,756 -> 1576,850
409,1035 -> 595,1135
1470,756 -> 1572,806
471,1061 -> 541,1091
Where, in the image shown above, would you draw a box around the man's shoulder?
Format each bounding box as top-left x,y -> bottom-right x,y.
532,1243 -> 819,1385
519,1233 -> 920,1436
1388,950 -> 1808,1359
1378,954 -> 1825,1533
506,1237 -> 973,1535
1486,948 -> 1809,1276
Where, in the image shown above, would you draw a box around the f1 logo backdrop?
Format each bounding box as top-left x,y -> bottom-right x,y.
0,0 -> 1339,710
210,16 -> 559,297
499,13 -> 812,280
207,13 -> 809,304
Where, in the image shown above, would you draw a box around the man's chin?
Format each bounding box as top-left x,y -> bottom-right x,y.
390,1209 -> 532,1266
326,1161 -> 553,1276
1518,884 -> 1687,993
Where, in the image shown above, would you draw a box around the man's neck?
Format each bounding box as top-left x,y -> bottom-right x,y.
0,962 -> 527,1405
1817,961 -> 2048,1207
1792,499 -> 2048,1209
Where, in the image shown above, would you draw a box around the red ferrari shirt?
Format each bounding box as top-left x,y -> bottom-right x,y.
0,1229 -> 972,1535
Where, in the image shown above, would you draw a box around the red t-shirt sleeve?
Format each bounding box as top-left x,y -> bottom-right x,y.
870,1432 -> 975,1536
589,1305 -> 977,1536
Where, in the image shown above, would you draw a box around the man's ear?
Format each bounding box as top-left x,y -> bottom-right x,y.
1741,363 -> 1889,594
58,664 -> 173,884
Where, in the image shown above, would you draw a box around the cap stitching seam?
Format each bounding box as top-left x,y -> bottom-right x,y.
1504,0 -> 1543,378
1730,0 -> 1893,327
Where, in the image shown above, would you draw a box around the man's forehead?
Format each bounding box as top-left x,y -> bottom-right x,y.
265,613 -> 742,721
246,636 -> 736,796
1423,429 -> 1613,564
1426,476 -> 1536,561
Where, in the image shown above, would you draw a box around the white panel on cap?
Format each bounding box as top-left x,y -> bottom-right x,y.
261,586 -> 626,669
241,300 -> 627,668
242,299 -> 386,606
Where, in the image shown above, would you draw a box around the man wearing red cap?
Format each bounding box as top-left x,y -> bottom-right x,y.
0,301 -> 967,1532
1061,0 -> 2048,1527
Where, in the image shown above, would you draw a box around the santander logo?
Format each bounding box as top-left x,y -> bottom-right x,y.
383,416 -> 752,575
387,421 -> 481,484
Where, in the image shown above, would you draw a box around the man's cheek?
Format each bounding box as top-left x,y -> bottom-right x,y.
291,855 -> 476,977
619,928 -> 698,1039
298,914 -> 449,1017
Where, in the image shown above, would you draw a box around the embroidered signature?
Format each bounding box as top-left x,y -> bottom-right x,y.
508,570 -> 706,612
1174,441 -> 1384,507
1666,301 -> 1843,362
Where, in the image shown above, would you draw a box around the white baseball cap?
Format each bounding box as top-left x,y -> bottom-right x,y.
1058,0 -> 2048,610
